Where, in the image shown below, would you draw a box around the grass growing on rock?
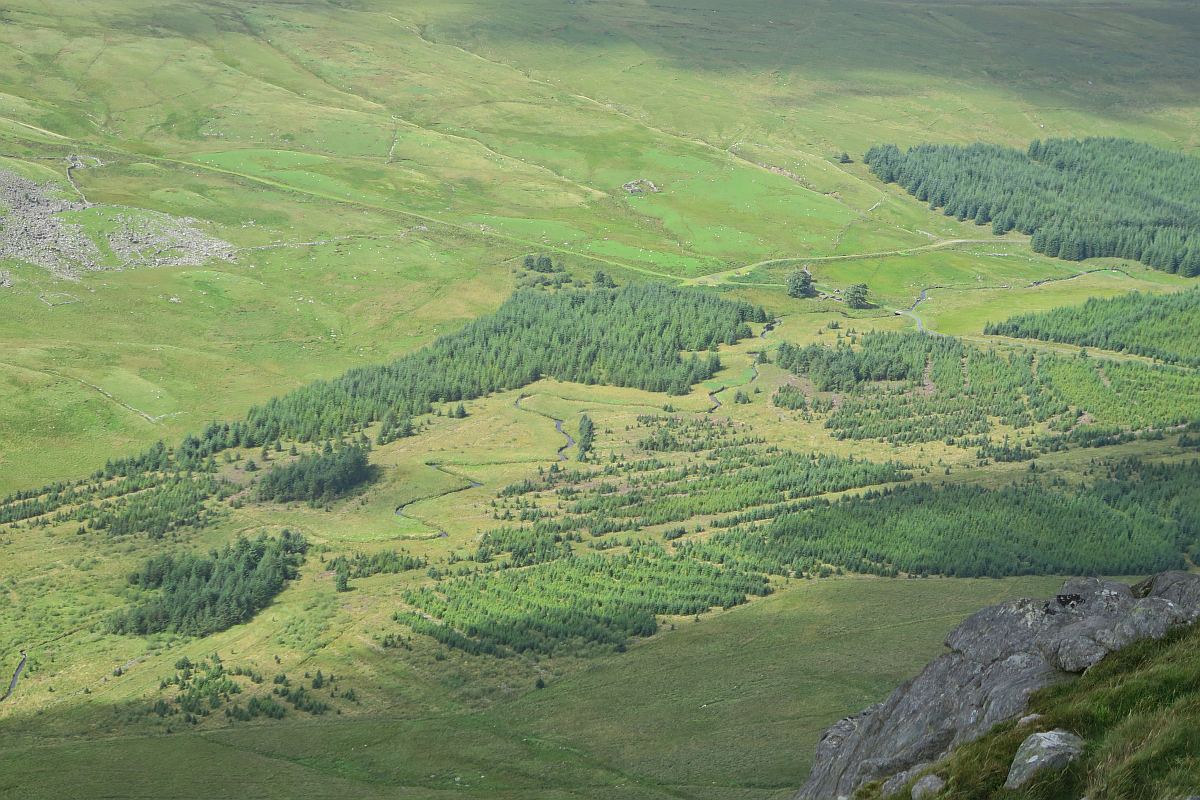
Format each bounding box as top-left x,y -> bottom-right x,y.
864,621 -> 1200,800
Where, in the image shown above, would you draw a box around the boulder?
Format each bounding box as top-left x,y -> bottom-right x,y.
878,764 -> 929,798
793,572 -> 1200,800
1003,729 -> 1084,789
910,774 -> 945,800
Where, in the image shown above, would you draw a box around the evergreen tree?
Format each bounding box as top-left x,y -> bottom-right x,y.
577,414 -> 595,460
864,137 -> 1200,271
106,532 -> 309,636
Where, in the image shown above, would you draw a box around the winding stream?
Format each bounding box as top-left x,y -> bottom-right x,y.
554,419 -> 576,461
897,289 -> 950,337
395,464 -> 481,523
2,650 -> 26,703
513,396 -> 576,461
710,319 -> 779,411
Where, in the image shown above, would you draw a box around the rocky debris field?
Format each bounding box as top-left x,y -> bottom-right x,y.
0,165 -> 235,280
102,210 -> 236,272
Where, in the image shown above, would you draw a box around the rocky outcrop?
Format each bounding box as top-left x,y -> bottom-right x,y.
1003,729 -> 1084,789
794,572 -> 1200,800
621,179 -> 659,194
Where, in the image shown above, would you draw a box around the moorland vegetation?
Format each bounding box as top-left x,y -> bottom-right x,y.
2,0 -> 1200,796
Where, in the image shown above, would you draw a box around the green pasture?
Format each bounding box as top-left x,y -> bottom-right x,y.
0,575 -> 1066,800
909,264 -> 1193,336
1,0 -> 1200,794
0,188 -> 514,492
2,312 -> 1196,798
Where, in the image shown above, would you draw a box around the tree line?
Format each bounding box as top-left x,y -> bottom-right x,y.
865,137 -> 1200,273
985,287 -> 1200,367
176,284 -> 765,460
677,463 -> 1193,580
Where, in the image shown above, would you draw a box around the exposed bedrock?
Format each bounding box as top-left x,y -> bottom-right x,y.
793,571 -> 1200,800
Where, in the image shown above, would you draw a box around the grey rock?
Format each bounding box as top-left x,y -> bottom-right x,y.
879,763 -> 930,798
1133,572 -> 1200,622
1018,713 -> 1044,726
1003,729 -> 1084,788
793,572 -> 1200,800
879,770 -> 912,798
0,164 -> 235,280
910,774 -> 945,800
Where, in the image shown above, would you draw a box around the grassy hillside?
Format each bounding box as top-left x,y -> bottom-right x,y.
0,575 -> 1065,800
2,0 -> 1200,797
2,0 -> 1198,490
2,297 -> 1197,797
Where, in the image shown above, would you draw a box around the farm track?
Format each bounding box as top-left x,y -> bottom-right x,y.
684,238 -> 1025,286
0,149 -> 1051,295
0,137 -> 1031,292
38,368 -> 179,425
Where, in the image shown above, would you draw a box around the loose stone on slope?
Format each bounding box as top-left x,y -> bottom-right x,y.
1003,729 -> 1085,789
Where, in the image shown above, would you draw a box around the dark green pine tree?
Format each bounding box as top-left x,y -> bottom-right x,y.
577,414 -> 595,460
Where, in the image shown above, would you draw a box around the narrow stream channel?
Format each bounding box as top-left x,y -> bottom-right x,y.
711,319 -> 777,411
2,650 -> 26,703
395,464 -> 481,519
554,419 -> 576,461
